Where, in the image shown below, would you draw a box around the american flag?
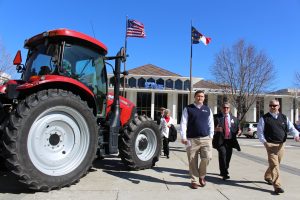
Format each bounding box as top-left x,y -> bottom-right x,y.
126,19 -> 146,38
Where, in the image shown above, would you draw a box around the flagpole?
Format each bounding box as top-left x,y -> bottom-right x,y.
189,21 -> 193,103
123,16 -> 128,97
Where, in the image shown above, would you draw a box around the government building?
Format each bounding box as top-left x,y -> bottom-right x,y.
108,64 -> 300,124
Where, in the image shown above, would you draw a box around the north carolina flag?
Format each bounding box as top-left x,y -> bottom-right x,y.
192,26 -> 211,45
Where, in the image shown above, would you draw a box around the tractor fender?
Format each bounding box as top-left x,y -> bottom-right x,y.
106,92 -> 136,126
15,75 -> 97,113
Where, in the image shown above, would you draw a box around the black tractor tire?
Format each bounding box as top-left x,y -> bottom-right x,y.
2,89 -> 98,191
119,115 -> 161,170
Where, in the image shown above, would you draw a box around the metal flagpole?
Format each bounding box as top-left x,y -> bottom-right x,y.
123,16 -> 128,97
189,21 -> 193,103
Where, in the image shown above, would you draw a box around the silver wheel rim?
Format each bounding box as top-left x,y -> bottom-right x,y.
27,106 -> 90,176
135,128 -> 157,161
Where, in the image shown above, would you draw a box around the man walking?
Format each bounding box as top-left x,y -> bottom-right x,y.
213,102 -> 241,180
180,90 -> 214,189
257,99 -> 300,194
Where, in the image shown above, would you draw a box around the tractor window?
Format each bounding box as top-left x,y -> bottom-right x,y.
23,43 -> 58,80
62,43 -> 107,116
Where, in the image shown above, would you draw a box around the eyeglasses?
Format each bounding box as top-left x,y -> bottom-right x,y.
269,105 -> 279,107
223,107 -> 229,109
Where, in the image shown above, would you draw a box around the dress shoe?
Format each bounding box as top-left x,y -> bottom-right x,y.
274,188 -> 284,194
166,155 -> 169,159
222,175 -> 230,180
190,182 -> 198,189
264,178 -> 273,185
199,178 -> 206,187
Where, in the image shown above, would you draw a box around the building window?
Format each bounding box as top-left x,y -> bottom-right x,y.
175,79 -> 183,90
165,79 -> 173,89
109,76 -> 115,86
177,94 -> 188,123
256,97 -> 264,122
184,80 -> 190,90
154,93 -> 168,122
136,92 -> 151,117
204,94 -> 208,106
120,77 -> 128,87
138,78 -> 146,88
128,77 -> 136,88
147,78 -> 155,83
275,98 -> 282,113
156,78 -> 164,87
217,95 -> 228,113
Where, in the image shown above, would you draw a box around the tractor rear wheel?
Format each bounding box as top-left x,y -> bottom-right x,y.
119,115 -> 161,170
2,89 -> 98,191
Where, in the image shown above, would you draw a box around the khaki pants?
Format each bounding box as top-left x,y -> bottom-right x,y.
264,142 -> 285,189
186,136 -> 212,183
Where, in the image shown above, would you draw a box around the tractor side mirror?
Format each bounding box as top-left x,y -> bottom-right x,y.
13,50 -> 22,65
13,50 -> 26,73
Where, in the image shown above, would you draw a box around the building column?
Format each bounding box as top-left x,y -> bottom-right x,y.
151,91 -> 155,119
172,93 -> 177,122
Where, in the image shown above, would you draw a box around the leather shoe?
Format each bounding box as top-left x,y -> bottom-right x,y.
222,175 -> 230,180
190,182 -> 198,189
274,188 -> 284,194
264,178 -> 273,185
199,178 -> 206,187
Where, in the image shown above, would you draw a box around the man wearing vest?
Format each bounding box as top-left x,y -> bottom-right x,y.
180,90 -> 214,189
257,99 -> 300,195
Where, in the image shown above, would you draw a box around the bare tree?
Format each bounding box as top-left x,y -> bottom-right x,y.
0,40 -> 14,75
211,39 -> 275,121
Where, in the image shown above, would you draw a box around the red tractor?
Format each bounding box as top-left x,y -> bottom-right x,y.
0,29 -> 161,191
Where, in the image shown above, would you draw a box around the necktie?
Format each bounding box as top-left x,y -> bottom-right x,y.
224,115 -> 230,139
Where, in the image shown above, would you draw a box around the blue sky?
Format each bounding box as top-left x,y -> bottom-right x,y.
0,0 -> 299,90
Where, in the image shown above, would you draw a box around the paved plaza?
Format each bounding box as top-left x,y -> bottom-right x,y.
1,136 -> 300,200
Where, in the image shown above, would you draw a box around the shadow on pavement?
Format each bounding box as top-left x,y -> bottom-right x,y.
0,170 -> 33,194
206,173 -> 273,194
93,157 -> 190,187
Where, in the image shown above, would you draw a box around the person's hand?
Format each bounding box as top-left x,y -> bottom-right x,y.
237,129 -> 242,136
181,139 -> 188,145
294,136 -> 300,142
215,125 -> 223,132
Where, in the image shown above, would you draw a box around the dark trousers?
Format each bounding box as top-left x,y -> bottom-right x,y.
163,136 -> 169,156
217,139 -> 233,176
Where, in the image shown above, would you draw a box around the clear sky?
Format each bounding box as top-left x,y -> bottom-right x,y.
0,0 -> 299,90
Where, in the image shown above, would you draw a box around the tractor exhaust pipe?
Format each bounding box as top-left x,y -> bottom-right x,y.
108,48 -> 126,154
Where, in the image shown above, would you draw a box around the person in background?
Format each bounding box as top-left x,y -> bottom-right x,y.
157,107 -> 166,126
180,90 -> 214,189
213,102 -> 241,181
257,99 -> 300,195
160,109 -> 174,159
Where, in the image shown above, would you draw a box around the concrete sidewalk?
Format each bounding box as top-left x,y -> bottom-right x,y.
0,138 -> 300,200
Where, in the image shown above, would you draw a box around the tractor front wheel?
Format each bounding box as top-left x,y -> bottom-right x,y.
2,89 -> 98,191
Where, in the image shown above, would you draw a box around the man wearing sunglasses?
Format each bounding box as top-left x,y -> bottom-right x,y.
257,99 -> 300,195
213,102 -> 241,181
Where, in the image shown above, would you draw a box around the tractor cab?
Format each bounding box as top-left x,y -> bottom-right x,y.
13,29 -> 109,117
